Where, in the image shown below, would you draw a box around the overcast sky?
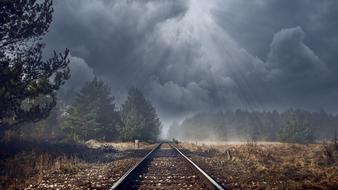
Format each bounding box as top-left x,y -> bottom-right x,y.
44,0 -> 338,125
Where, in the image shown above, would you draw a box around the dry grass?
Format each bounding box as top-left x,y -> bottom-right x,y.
85,139 -> 152,151
181,142 -> 338,189
0,139 -> 152,190
0,151 -> 86,190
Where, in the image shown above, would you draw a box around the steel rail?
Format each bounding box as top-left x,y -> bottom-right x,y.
169,143 -> 225,190
110,142 -> 226,190
109,143 -> 162,190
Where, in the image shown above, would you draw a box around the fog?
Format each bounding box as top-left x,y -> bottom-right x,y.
166,110 -> 338,142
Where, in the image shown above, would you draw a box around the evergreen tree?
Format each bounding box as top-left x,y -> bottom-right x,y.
63,78 -> 120,141
279,111 -> 314,144
120,88 -> 160,142
0,0 -> 70,129
169,109 -> 336,142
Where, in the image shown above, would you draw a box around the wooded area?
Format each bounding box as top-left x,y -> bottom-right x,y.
6,80 -> 161,142
169,109 -> 338,143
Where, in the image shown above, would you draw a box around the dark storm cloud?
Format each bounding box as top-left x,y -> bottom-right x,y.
257,27 -> 330,108
44,0 -> 338,124
45,0 -> 188,90
267,27 -> 327,82
212,0 -> 332,61
64,55 -> 95,90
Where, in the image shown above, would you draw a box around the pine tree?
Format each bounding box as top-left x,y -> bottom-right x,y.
63,78 -> 120,141
0,0 -> 70,129
279,111 -> 314,144
120,88 -> 160,142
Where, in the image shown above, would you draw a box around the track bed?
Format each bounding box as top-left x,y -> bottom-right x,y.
111,143 -> 224,190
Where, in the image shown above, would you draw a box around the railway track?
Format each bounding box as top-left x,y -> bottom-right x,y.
110,143 -> 225,190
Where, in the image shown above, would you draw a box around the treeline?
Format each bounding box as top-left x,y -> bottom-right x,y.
169,109 -> 338,143
14,78 -> 161,142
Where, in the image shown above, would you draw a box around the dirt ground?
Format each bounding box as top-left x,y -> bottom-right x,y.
180,142 -> 338,190
25,158 -> 139,190
0,140 -> 153,190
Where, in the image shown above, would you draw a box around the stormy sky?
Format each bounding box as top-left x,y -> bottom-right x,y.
44,0 -> 338,125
